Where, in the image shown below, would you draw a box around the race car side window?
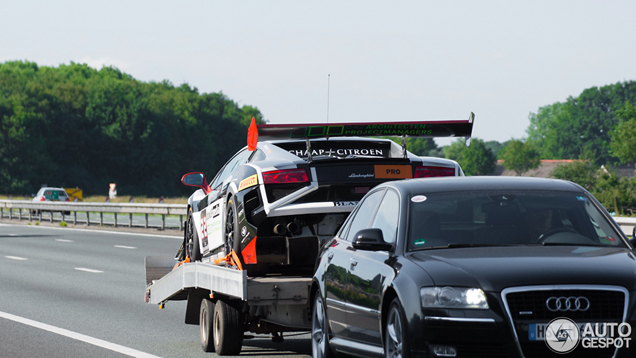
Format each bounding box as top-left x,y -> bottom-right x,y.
343,189 -> 385,242
211,149 -> 251,189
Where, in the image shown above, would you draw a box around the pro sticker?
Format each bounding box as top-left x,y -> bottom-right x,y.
411,195 -> 427,203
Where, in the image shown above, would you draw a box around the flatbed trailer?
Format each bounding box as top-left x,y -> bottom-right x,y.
145,256 -> 312,355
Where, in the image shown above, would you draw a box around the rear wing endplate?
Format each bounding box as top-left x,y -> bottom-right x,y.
257,113 -> 474,141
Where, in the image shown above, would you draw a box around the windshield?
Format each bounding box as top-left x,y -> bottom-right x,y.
408,190 -> 627,251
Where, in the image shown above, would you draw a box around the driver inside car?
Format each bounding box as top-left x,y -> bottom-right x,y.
525,208 -> 555,241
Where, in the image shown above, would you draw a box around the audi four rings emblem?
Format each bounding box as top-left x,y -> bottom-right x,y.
546,296 -> 591,312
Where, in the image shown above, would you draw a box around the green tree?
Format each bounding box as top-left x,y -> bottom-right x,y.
550,161 -> 599,191
445,138 -> 496,176
608,101 -> 636,165
525,81 -> 636,163
499,139 -> 541,176
0,60 -> 266,196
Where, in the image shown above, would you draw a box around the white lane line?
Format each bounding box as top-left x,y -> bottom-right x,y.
75,268 -> 104,273
0,310 -> 162,358
0,223 -> 182,239
55,239 -> 75,243
114,245 -> 137,249
5,256 -> 28,261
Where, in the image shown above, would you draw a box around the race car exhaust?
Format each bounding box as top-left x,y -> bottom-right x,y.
273,223 -> 287,235
286,222 -> 300,235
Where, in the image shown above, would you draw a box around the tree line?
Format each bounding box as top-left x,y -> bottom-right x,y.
0,61 -> 264,197
2,60 -> 636,210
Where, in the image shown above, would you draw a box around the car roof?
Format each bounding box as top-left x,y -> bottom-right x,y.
381,176 -> 582,195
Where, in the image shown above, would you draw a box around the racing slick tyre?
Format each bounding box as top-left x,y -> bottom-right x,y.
385,298 -> 410,358
200,298 -> 215,352
312,293 -> 334,358
213,299 -> 244,355
185,209 -> 201,262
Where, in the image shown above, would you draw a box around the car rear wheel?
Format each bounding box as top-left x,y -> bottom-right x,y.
312,293 -> 333,358
385,298 -> 410,358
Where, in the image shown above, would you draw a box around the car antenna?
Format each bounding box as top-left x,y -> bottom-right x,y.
326,74 -> 330,142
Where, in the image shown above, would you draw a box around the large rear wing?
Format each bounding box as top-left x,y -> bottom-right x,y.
257,113 -> 474,141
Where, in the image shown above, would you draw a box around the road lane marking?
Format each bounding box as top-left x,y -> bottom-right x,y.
75,268 -> 104,273
5,256 -> 28,261
0,223 -> 181,239
0,310 -> 162,358
55,239 -> 74,242
114,245 -> 137,249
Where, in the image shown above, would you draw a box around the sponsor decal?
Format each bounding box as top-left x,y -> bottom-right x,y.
211,203 -> 220,218
414,239 -> 426,246
238,175 -> 258,191
289,148 -> 385,158
334,201 -> 358,207
289,124 -> 434,138
349,173 -> 374,178
411,195 -> 427,203
241,226 -> 248,237
200,210 -> 209,248
374,165 -> 413,179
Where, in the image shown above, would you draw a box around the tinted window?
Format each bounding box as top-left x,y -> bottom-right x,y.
408,190 -> 627,251
371,189 -> 399,243
344,190 -> 384,242
211,149 -> 251,189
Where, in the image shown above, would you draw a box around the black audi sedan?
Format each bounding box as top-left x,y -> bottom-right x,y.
310,177 -> 636,358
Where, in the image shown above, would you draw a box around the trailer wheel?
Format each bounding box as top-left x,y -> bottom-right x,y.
200,299 -> 215,352
213,299 -> 243,355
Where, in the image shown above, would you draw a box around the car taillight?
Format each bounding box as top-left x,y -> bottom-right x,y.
263,169 -> 309,184
414,166 -> 456,178
39,196 -> 46,201
65,198 -> 70,202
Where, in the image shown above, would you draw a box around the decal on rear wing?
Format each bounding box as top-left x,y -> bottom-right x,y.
257,113 -> 474,141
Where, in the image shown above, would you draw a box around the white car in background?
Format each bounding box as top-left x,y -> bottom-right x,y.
32,187 -> 71,215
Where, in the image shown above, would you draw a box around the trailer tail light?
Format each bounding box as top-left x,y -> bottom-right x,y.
263,169 -> 309,184
414,166 -> 456,178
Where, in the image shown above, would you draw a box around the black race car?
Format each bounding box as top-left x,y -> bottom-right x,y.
178,116 -> 474,276
311,176 -> 636,358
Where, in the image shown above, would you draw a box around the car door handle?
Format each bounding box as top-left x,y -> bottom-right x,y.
327,252 -> 334,261
350,259 -> 358,268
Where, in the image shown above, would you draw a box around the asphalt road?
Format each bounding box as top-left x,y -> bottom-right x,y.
0,223 -> 312,358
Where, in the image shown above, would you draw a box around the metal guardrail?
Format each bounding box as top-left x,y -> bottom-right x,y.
2,199 -> 636,236
0,200 -> 187,230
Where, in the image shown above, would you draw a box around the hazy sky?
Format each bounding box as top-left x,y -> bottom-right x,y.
2,1 -> 635,146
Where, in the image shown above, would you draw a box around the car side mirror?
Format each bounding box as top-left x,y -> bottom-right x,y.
181,172 -> 210,193
352,228 -> 393,251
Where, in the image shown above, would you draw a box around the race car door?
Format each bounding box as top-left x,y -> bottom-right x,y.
346,188 -> 399,346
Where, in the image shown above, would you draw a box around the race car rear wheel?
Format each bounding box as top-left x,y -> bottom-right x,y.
185,210 -> 201,261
